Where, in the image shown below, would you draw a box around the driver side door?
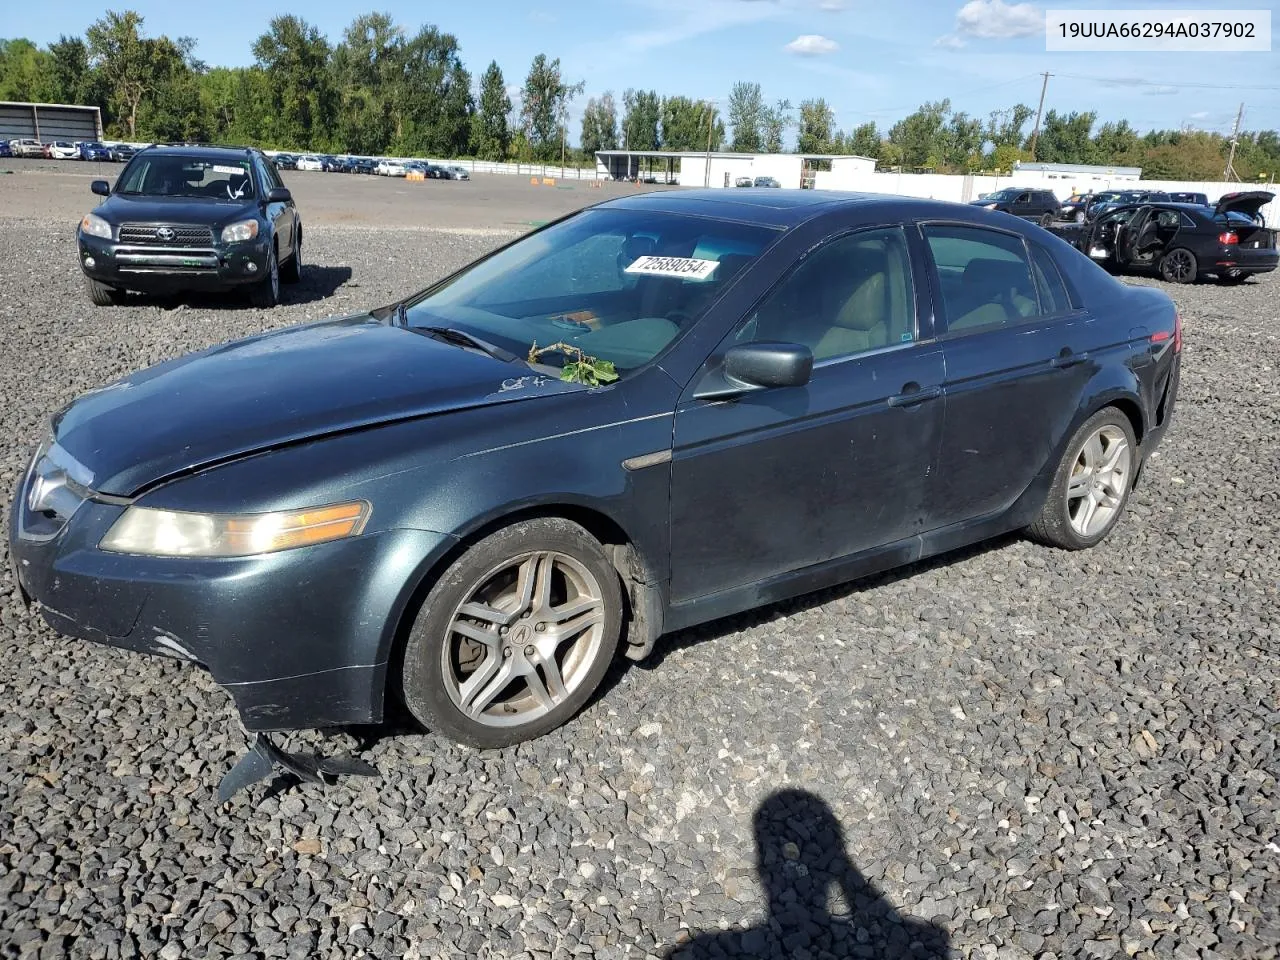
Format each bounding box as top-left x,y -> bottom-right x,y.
666,224 -> 946,606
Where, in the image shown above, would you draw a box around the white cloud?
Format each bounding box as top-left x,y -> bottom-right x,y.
786,34 -> 840,55
620,0 -> 785,53
937,0 -> 1043,45
1189,111 -> 1209,120
1142,85 -> 1178,96
818,0 -> 848,9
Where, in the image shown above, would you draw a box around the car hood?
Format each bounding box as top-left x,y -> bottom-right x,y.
95,194 -> 259,226
52,314 -> 584,496
1215,191 -> 1273,219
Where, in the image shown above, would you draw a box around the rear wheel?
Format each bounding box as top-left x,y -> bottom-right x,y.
1027,408 -> 1137,550
1159,247 -> 1198,284
401,517 -> 623,748
1039,212 -> 1055,227
86,277 -> 123,306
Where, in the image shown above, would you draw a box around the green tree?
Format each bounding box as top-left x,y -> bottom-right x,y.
797,98 -> 835,154
252,15 -> 334,149
661,96 -> 721,152
727,81 -> 764,152
888,99 -> 951,169
761,99 -> 792,153
1033,109 -> 1096,164
845,121 -> 882,159
621,88 -> 660,151
520,54 -> 581,162
86,11 -> 153,138
138,35 -> 204,141
472,60 -> 511,160
331,13 -> 403,154
394,25 -> 471,156
580,92 -> 618,155
46,36 -> 92,104
1092,119 -> 1140,165
0,39 -> 51,102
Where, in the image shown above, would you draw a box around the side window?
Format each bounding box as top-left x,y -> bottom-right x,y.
923,224 -> 1039,332
258,156 -> 284,192
737,227 -> 915,362
1028,243 -> 1072,315
1179,212 -> 1197,229
1015,192 -> 1031,204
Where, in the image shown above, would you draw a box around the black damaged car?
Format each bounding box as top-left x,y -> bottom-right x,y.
77,145 -> 302,307
13,190 -> 1181,796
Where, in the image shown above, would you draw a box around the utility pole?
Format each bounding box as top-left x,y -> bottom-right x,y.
1223,102 -> 1244,181
704,101 -> 715,188
1028,72 -> 1051,162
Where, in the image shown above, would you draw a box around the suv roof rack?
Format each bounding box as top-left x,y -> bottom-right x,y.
159,141 -> 255,153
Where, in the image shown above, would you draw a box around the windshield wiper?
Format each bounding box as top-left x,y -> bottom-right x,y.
416,324 -> 519,363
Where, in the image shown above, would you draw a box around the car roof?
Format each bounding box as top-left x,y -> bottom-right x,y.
599,189 -> 990,228
140,145 -> 257,162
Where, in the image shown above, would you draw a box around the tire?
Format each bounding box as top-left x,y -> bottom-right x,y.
86,277 -> 123,306
1159,247 -> 1198,284
1027,408 -> 1138,550
248,243 -> 280,307
401,517 -> 623,748
1039,212 -> 1054,227
280,230 -> 302,283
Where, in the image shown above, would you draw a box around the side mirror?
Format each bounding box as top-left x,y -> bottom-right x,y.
266,186 -> 292,203
694,342 -> 814,400
90,180 -> 110,197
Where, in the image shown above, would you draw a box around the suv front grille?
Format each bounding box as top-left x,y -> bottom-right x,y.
118,223 -> 215,246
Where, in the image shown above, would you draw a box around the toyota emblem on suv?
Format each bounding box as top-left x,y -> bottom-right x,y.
155,227 -> 176,241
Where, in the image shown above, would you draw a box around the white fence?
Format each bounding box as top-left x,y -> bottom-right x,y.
814,168 -> 1278,228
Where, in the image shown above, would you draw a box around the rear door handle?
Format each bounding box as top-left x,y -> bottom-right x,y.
1050,351 -> 1088,369
887,384 -> 942,407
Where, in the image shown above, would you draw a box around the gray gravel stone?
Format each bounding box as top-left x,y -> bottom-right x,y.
0,218 -> 1277,960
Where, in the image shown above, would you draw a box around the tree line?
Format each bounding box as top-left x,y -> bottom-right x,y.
1,12 -> 1277,181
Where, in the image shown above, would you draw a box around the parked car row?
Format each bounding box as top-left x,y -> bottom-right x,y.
274,152 -> 470,180
4,139 -> 142,161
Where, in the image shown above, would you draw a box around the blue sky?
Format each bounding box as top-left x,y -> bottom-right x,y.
8,0 -> 1279,143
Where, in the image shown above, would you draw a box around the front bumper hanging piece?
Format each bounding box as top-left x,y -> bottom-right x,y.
217,732 -> 380,804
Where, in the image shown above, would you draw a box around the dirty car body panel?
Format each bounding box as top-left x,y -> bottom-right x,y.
11,190 -> 1181,733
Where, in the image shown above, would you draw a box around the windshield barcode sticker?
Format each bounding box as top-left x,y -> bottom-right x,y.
625,256 -> 720,280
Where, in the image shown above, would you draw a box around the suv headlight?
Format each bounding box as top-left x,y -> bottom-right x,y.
220,219 -> 260,243
80,214 -> 113,239
100,501 -> 370,557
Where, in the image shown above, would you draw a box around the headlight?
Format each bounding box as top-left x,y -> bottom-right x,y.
983,203 -> 999,210
220,219 -> 260,243
80,214 -> 112,239
99,501 -> 370,557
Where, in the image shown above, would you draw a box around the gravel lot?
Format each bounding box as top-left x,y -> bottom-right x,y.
0,206 -> 1277,960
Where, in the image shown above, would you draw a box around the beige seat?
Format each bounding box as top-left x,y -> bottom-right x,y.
813,272 -> 887,360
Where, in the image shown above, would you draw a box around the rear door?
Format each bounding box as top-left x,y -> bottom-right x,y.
1011,191 -> 1034,218
921,222 -> 1094,528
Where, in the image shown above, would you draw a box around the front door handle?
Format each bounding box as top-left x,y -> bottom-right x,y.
887,383 -> 942,408
1050,350 -> 1088,369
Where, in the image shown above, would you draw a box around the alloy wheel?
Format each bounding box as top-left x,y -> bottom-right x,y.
1066,425 -> 1132,538
1164,250 -> 1193,282
441,551 -> 606,728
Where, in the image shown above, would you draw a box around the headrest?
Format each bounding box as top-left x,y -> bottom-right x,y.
963,257 -> 1032,294
834,272 -> 887,331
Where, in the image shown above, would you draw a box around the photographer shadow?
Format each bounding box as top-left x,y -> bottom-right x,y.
668,788 -> 951,959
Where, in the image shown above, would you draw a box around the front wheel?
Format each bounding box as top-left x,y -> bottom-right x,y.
1159,247 -> 1198,284
86,277 -> 123,306
1027,408 -> 1138,550
248,244 -> 280,307
401,518 -> 623,748
1039,212 -> 1054,227
280,231 -> 302,283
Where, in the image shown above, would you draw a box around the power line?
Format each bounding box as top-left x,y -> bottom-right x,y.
1054,72 -> 1280,92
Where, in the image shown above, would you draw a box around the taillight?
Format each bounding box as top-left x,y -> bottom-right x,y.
1219,231 -> 1238,245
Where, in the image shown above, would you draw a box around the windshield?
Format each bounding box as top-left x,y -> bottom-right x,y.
984,189 -> 1020,201
116,154 -> 255,200
403,208 -> 778,375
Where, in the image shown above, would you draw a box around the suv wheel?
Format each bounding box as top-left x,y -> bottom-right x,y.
280,231 -> 302,283
249,244 -> 280,307
1039,212 -> 1055,227
86,278 -> 123,306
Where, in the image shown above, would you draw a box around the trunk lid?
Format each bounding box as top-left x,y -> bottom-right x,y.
1214,190 -> 1273,221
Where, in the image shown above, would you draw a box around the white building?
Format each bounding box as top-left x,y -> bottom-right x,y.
593,150 -> 877,189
